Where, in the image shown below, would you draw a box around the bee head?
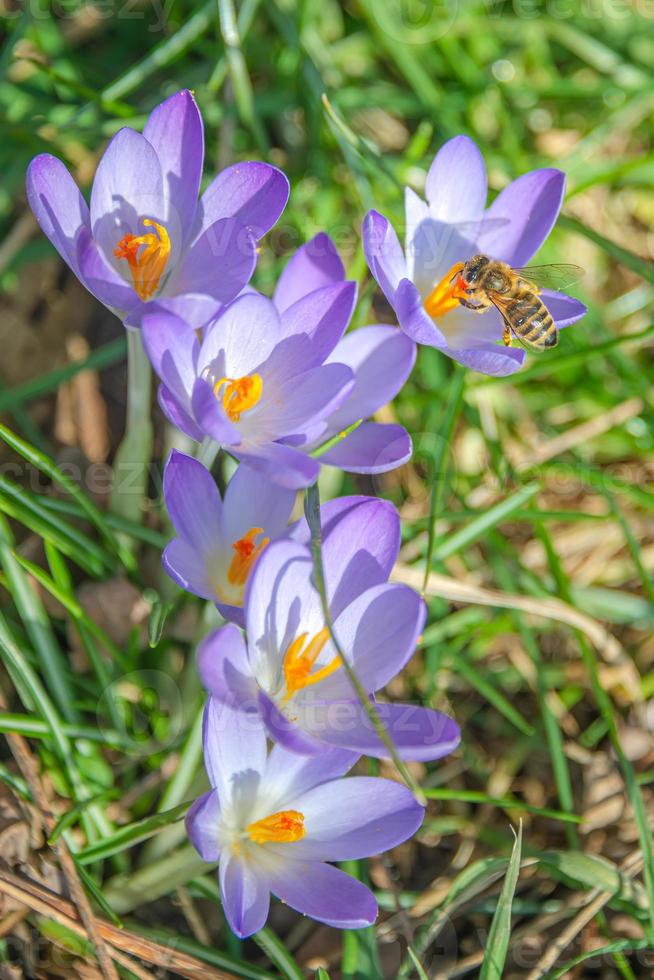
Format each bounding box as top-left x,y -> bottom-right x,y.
461,254 -> 490,286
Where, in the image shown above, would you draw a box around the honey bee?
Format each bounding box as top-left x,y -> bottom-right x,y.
449,255 -> 583,351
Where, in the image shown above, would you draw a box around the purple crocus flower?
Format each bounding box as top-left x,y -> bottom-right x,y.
142,233 -> 415,486
363,135 -> 587,376
26,90 -> 289,328
270,233 -> 416,474
197,495 -> 460,760
162,450 -> 296,623
186,698 -> 424,937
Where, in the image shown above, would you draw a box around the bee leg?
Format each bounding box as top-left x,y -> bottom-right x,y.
502,324 -> 512,346
459,298 -> 491,313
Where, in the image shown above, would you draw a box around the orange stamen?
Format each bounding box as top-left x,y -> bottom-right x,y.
214,374 -> 263,422
114,219 -> 171,301
247,809 -> 305,845
282,627 -> 341,703
227,527 -> 269,586
423,261 -> 467,318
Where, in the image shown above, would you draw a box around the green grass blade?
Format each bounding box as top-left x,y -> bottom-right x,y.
218,0 -> 268,152
422,788 -> 581,823
558,215 -> 654,285
253,927 -> 305,980
0,476 -> 112,578
433,483 -> 540,562
406,947 -> 429,980
450,649 -> 535,737
0,422 -> 134,570
0,513 -> 78,722
479,822 -> 523,980
424,365 -> 466,590
538,526 -> 654,936
0,714 -> 134,750
11,551 -> 129,671
127,923 -> 277,980
547,940 -> 651,979
77,803 -> 189,866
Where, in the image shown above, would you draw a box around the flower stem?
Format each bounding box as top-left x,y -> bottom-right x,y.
423,364 -> 466,593
110,329 -> 153,528
304,482 -> 425,804
196,437 -> 220,470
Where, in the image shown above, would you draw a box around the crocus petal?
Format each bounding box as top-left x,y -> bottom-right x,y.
198,292 -> 282,379
407,212 -> 477,299
362,210 -> 407,304
541,290 -> 587,329
393,278 -> 448,347
316,701 -> 461,762
202,698 -> 267,804
163,449 -> 222,551
191,378 -> 242,446
394,277 -> 527,375
404,186 -> 431,259
222,464 -> 296,541
329,583 -> 426,694
141,311 -> 199,404
143,90 -> 204,244
290,582 -> 425,704
264,363 -> 355,438
259,691 -> 325,756
278,282 -> 357,367
280,776 -> 424,861
477,168 -> 565,267
158,385 -> 204,442
197,625 -> 258,707
168,217 -> 257,305
259,743 -> 358,808
198,161 -> 289,239
186,789 -> 221,861
266,859 -> 377,930
273,233 -> 345,312
245,540 -> 321,681
290,493 -> 399,581
325,324 -> 416,428
26,154 -> 89,276
147,293 -> 224,332
220,851 -> 270,939
445,342 -> 525,376
235,443 -> 320,491
163,539 -> 216,598
320,497 -> 401,616
77,230 -> 141,314
319,421 -> 412,474
90,128 -> 165,270
425,135 -> 487,222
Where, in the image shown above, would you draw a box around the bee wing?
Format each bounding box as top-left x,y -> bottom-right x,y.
513,264 -> 584,291
485,292 -> 555,352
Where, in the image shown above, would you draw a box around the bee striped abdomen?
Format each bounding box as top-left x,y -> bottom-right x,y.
504,288 -> 557,350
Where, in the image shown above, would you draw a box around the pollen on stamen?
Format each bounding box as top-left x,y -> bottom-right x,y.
214,374 -> 263,423
247,810 -> 305,845
114,218 -> 171,302
424,261 -> 467,318
227,527 -> 269,587
282,627 -> 342,703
